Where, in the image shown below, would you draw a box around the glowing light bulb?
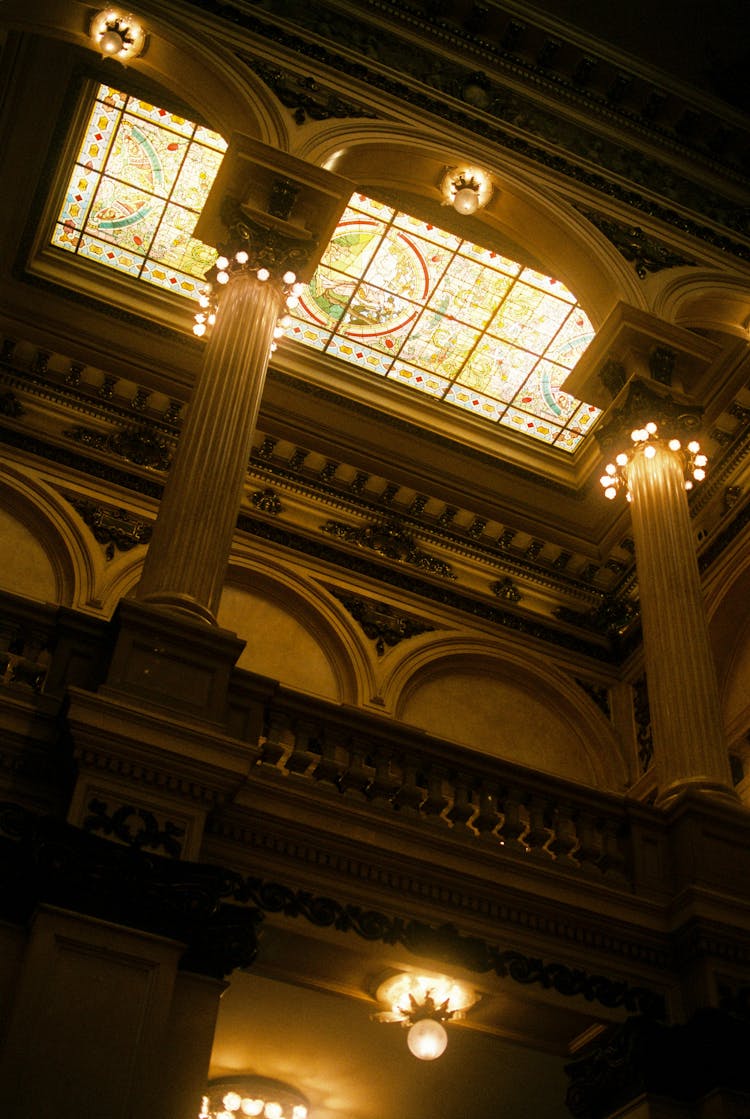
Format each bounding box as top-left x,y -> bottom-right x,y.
604,486 -> 617,500
283,270 -> 297,284
645,421 -> 657,434
193,322 -> 206,336
242,1101 -> 263,1116
265,1104 -> 283,1119
669,438 -> 681,451
286,295 -> 299,309
216,270 -> 229,285
292,282 -> 305,295
216,256 -> 229,270
616,453 -> 628,466
694,454 -> 707,467
605,463 -> 616,475
273,325 -> 284,338
693,467 -> 705,481
199,294 -> 210,308
685,479 -> 694,490
631,429 -> 641,442
223,1093 -> 242,1112
687,440 -> 700,454
235,250 -> 249,264
453,186 -> 479,214
99,28 -> 124,55
292,1108 -> 308,1119
407,1018 -> 448,1060
644,444 -> 656,458
600,475 -> 613,487
208,313 -> 216,325
257,268 -> 270,281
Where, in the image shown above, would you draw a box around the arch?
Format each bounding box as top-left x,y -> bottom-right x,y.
218,559 -> 376,705
295,122 -> 646,326
0,468 -> 99,607
652,271 -> 750,338
382,636 -> 628,790
3,0 -> 290,148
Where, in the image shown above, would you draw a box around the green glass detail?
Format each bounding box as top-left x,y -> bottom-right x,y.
52,84 -> 227,300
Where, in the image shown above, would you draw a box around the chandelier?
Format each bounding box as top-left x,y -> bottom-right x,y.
599,420 -> 707,501
200,1077 -> 309,1119
373,971 -> 478,1060
89,8 -> 147,62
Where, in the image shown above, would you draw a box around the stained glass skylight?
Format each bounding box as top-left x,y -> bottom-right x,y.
52,84 -> 226,300
287,193 -> 600,451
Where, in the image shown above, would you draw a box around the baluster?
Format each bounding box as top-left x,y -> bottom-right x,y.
338,735 -> 371,798
447,770 -> 475,833
547,801 -> 580,867
597,817 -> 628,878
368,745 -> 398,807
261,709 -> 289,767
392,755 -> 425,818
312,728 -> 344,789
525,795 -> 553,858
497,786 -> 527,851
576,811 -> 604,873
422,763 -> 449,824
473,780 -> 500,839
285,718 -> 319,775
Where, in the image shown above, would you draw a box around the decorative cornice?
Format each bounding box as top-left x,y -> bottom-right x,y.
321,518 -> 457,580
573,206 -> 698,278
226,873 -> 666,1019
201,2 -> 750,260
249,59 -> 379,124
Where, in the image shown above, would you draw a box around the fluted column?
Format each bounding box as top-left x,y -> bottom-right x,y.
627,444 -> 735,805
136,270 -> 281,624
130,133 -> 350,627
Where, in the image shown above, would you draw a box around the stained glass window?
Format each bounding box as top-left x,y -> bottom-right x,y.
287,194 -> 600,451
52,84 -> 226,300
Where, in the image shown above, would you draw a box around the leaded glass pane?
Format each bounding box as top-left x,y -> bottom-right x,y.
51,83 -> 224,296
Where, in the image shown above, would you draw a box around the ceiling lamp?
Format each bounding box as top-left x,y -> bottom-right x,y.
373,971 -> 478,1060
442,166 -> 493,215
598,420 -> 708,502
200,1077 -> 309,1119
90,9 -> 147,62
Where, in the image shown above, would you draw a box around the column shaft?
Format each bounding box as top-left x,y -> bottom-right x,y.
627,446 -> 733,803
137,271 -> 281,624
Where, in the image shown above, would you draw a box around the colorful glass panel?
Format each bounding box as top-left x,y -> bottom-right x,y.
287,192 -> 600,451
52,83 -> 227,300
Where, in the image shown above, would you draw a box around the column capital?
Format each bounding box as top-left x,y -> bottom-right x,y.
563,303 -> 720,413
194,132 -> 352,284
593,380 -> 704,462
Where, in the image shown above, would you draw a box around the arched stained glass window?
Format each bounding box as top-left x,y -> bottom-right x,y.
286,193 -> 600,452
52,83 -> 226,299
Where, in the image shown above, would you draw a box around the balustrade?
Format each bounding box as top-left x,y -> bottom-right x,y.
249,686 -> 632,883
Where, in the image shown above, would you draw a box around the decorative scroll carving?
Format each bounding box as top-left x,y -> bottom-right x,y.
321,518 -> 457,580
250,488 -> 283,515
491,577 -> 522,603
218,197 -> 317,277
633,674 -> 653,772
64,425 -> 172,471
594,382 -> 703,461
231,875 -> 665,1019
574,206 -> 697,279
64,494 -> 153,551
250,60 -> 378,124
333,592 -> 435,653
575,679 -> 611,719
555,596 -> 637,637
83,798 -> 185,858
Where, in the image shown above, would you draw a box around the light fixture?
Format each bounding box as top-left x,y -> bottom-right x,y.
441,166 -> 493,215
598,421 -> 708,502
373,971 -> 478,1060
90,9 -> 147,62
199,1077 -> 309,1119
192,253 -> 300,348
